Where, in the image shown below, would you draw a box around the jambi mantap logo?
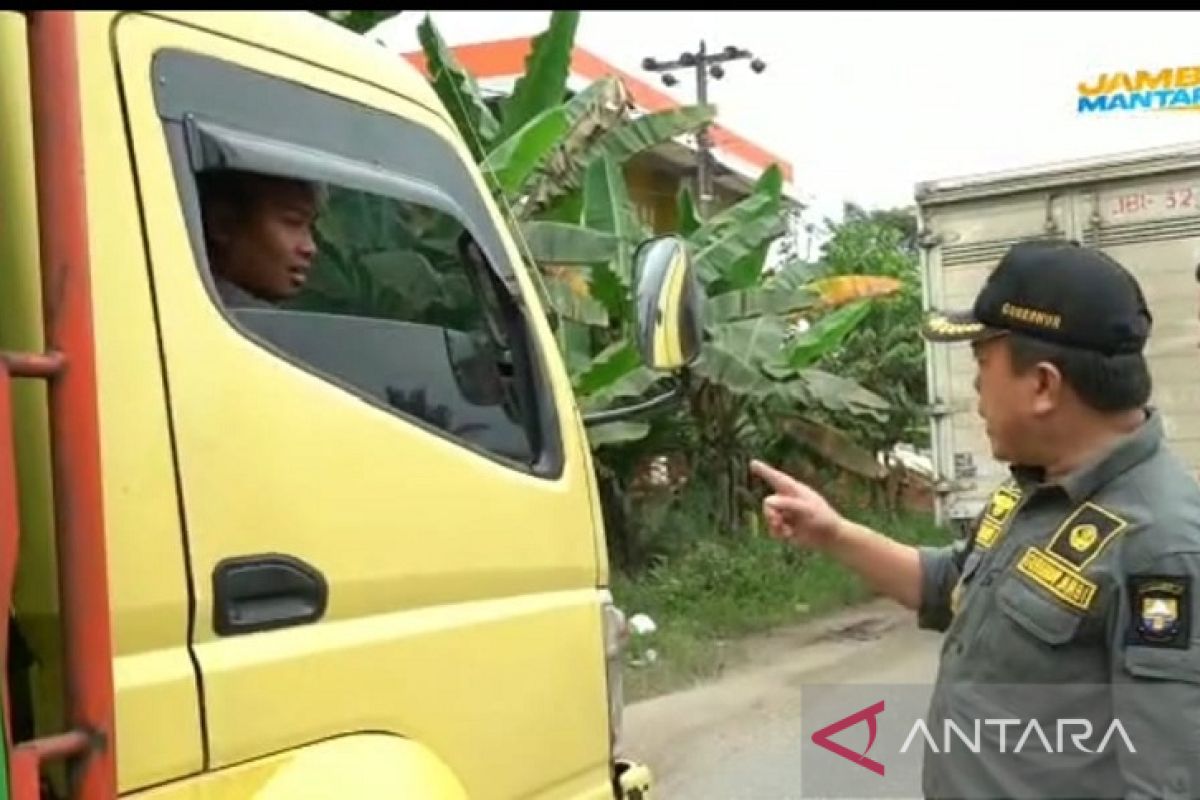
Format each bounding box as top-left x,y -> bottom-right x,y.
810,700 -> 887,776
1078,66 -> 1200,113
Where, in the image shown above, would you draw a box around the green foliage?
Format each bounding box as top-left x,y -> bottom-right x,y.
416,16 -> 500,160
497,11 -> 580,143
612,480 -> 951,699
317,11 -> 921,580
316,11 -> 937,687
812,203 -> 930,455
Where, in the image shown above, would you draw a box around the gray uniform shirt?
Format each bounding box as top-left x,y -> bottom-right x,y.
214,276 -> 276,310
918,409 -> 1200,800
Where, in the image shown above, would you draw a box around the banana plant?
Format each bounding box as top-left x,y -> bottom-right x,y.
565,160 -> 902,450
414,11 -> 716,221
414,11 -> 718,330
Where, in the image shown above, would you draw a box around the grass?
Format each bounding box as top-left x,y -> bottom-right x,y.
610,498 -> 952,702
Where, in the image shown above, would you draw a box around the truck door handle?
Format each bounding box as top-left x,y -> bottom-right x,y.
212,554 -> 328,637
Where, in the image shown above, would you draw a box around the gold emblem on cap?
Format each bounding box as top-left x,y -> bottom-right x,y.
926,313 -> 984,337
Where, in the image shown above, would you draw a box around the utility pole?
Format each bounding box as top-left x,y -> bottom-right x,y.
642,41 -> 767,218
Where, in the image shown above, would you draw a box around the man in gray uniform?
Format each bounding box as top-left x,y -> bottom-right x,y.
752,240 -> 1200,799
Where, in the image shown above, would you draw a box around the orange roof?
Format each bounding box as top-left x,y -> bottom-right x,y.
402,36 -> 794,184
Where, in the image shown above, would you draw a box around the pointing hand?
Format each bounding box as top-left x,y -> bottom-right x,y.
750,459 -> 844,550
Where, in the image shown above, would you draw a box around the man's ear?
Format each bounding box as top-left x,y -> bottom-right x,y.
1030,360 -> 1064,415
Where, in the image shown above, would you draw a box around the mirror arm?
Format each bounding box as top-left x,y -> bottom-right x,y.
581,370 -> 691,427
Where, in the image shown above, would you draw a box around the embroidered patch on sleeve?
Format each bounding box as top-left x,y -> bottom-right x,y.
1127,575 -> 1192,650
976,485 -> 1022,550
1045,502 -> 1129,570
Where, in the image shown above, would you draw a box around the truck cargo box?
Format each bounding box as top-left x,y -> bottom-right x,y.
916,141 -> 1200,529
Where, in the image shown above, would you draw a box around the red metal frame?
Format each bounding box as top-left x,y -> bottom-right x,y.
0,366 -> 22,749
0,10 -> 121,800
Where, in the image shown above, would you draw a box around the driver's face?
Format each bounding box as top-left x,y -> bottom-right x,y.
212,178 -> 319,302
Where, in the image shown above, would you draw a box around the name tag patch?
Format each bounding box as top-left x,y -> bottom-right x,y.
1016,547 -> 1098,611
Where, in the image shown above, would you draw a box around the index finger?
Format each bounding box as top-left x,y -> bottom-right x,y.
750,459 -> 797,493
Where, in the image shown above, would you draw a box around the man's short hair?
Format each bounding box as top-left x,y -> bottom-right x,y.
196,169 -> 323,217
1006,333 -> 1152,413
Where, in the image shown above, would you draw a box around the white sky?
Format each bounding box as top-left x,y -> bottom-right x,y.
371,11 -> 1200,231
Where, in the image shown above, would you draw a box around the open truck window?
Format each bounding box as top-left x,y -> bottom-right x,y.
151,49 -> 562,476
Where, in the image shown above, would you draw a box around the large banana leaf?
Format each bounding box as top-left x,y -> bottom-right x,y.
483,107 -> 569,198
576,340 -> 664,451
519,78 -> 631,217
555,318 -> 593,376
593,104 -> 717,166
522,99 -> 710,217
689,164 -> 783,249
725,262 -> 896,325
497,11 -> 579,143
783,417 -> 887,479
808,275 -> 904,309
584,364 -> 662,407
582,155 -> 639,284
787,369 -> 890,418
706,283 -> 820,324
709,182 -> 782,233
785,300 -> 873,369
677,185 -> 702,237
691,316 -> 789,398
575,340 -> 639,395
536,189 -> 586,224
688,164 -> 787,287
725,239 -> 774,292
417,15 -> 499,160
764,257 -> 821,297
691,208 -> 786,288
564,76 -> 628,128
588,261 -> 627,323
520,220 -> 618,264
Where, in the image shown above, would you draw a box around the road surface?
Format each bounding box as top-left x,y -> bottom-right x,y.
621,599 -> 943,800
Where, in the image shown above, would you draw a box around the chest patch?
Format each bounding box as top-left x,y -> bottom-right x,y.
1045,502 -> 1128,570
1012,501 -> 1130,612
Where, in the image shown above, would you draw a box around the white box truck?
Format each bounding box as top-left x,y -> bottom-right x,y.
916,142 -> 1200,532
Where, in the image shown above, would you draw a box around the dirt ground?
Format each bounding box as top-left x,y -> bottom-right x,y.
619,599 -> 943,799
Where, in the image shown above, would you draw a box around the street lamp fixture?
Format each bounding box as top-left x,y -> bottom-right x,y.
640,39 -> 768,217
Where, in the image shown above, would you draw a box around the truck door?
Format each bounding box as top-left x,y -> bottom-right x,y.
112,13 -> 612,798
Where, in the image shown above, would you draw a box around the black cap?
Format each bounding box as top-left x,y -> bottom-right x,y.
921,240 -> 1153,356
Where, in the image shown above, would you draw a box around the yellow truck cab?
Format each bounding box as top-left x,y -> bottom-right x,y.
0,10 -> 700,799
